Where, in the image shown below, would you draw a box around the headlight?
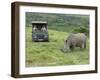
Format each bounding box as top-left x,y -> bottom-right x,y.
33,35 -> 37,38
44,35 -> 48,38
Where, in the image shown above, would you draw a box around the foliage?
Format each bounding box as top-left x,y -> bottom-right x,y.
72,26 -> 89,35
26,12 -> 89,32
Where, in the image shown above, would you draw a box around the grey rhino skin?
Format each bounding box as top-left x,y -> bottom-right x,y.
61,33 -> 87,53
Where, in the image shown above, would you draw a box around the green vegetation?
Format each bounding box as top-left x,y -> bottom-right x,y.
26,12 -> 89,32
26,27 -> 89,67
72,26 -> 89,35
25,12 -> 90,67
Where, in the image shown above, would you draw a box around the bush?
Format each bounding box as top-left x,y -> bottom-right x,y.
72,26 -> 89,35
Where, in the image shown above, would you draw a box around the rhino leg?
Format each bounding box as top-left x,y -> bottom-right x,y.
84,41 -> 86,48
70,45 -> 74,50
82,43 -> 84,48
81,42 -> 86,48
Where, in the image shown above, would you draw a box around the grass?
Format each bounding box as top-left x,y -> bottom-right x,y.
25,27 -> 89,67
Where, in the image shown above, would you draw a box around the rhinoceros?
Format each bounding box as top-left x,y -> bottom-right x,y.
61,33 -> 87,52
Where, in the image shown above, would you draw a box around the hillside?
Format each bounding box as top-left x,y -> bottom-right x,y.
25,12 -> 89,32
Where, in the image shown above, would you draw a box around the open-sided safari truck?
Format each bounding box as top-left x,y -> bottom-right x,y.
32,21 -> 49,42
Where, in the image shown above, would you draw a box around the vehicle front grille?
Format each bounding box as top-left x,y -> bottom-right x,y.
37,34 -> 44,39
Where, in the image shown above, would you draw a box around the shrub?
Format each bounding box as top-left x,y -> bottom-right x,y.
72,26 -> 89,35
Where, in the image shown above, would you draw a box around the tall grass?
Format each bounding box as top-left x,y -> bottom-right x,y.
25,27 -> 89,67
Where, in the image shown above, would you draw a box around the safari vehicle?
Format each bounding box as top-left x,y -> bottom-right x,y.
32,21 -> 49,42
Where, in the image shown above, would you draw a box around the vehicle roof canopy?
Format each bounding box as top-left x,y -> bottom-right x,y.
32,21 -> 47,24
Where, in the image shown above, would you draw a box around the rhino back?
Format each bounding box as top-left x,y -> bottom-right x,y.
67,33 -> 86,46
